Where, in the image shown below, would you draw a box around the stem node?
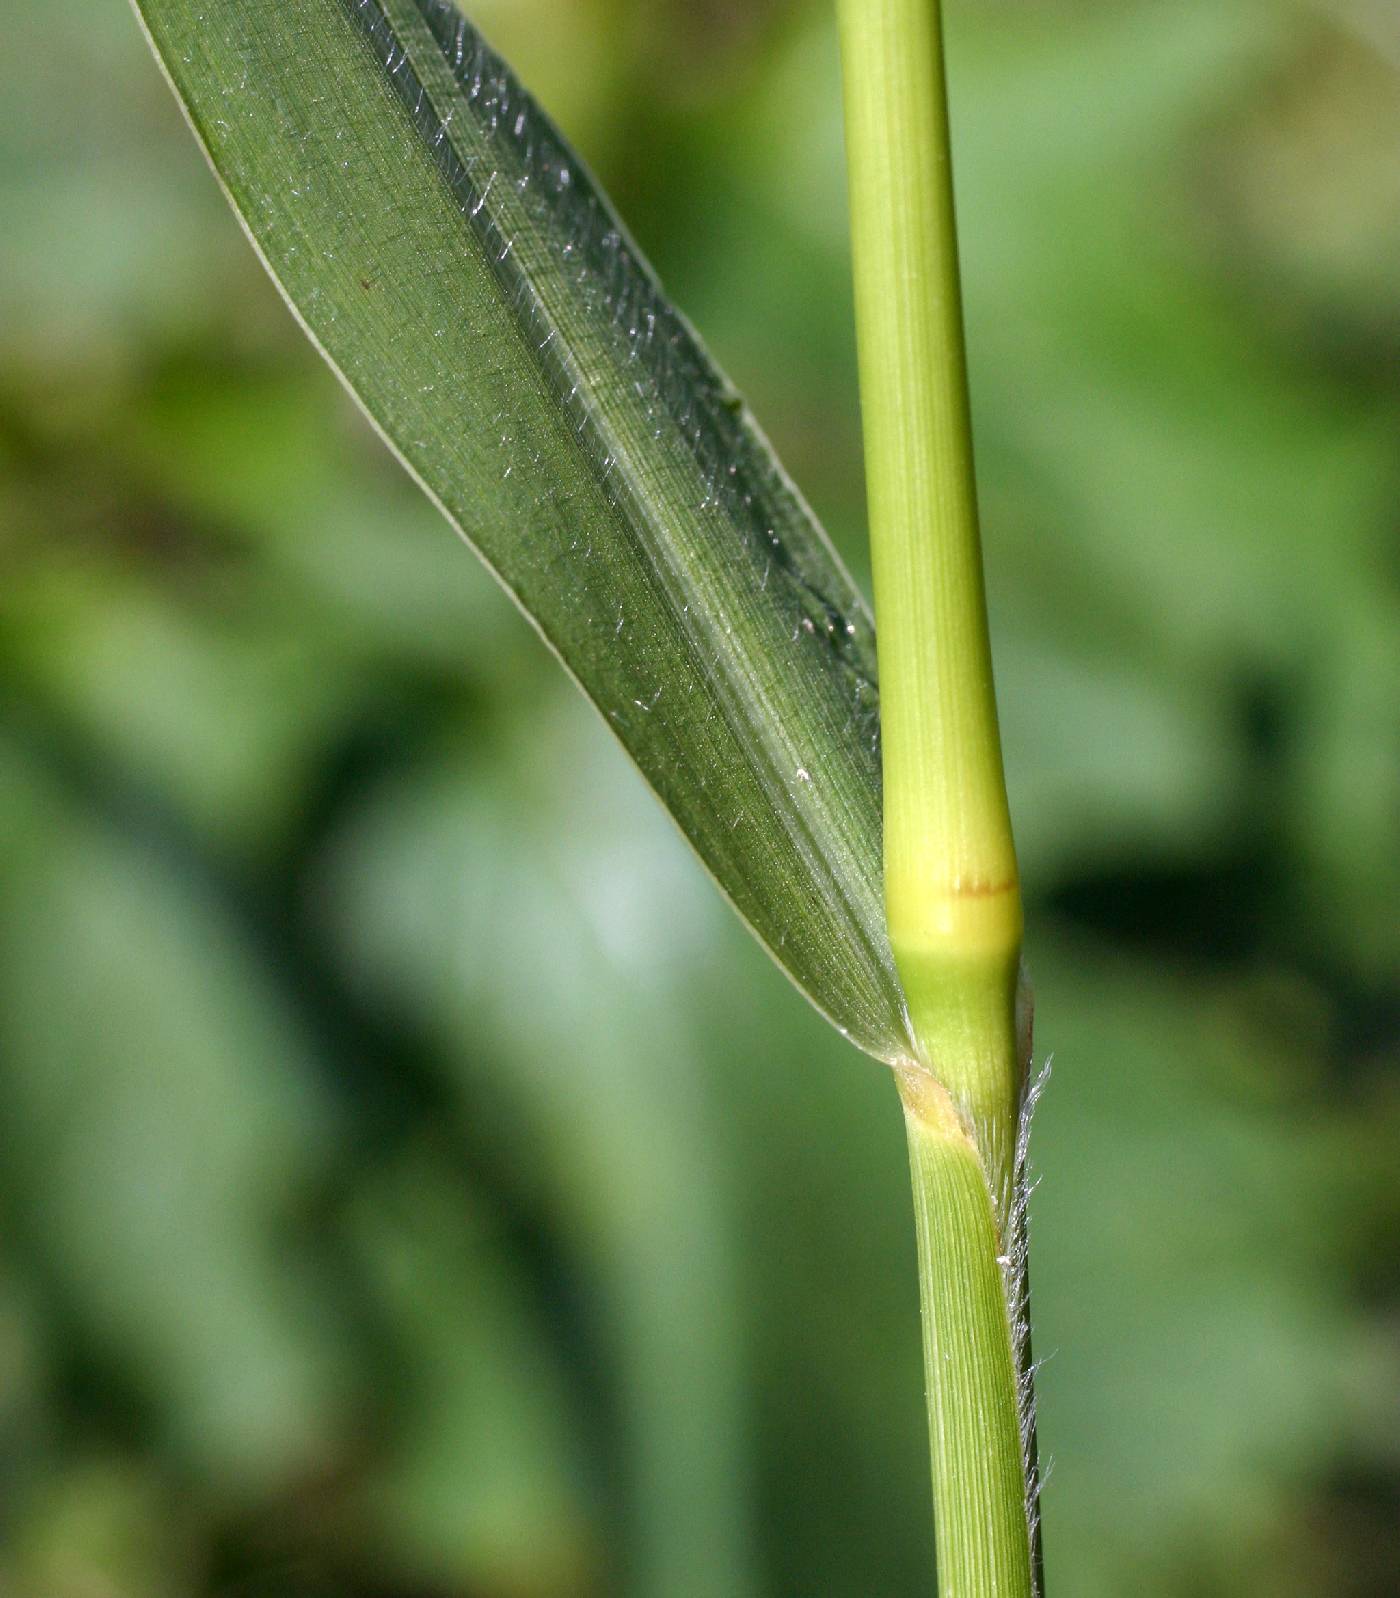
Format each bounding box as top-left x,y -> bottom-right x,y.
837,0 -> 1040,1589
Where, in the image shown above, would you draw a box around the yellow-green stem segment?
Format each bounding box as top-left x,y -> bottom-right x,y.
838,0 -> 1036,1591
836,0 -> 1023,1217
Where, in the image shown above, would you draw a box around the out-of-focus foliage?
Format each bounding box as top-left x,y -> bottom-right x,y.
0,1 -> 1396,1595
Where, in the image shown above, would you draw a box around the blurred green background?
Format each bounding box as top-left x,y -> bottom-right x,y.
2,0 -> 1398,1594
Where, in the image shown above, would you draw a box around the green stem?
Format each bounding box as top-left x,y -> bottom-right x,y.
836,0 -> 1022,1197
837,0 -> 1038,1592
901,1071 -> 1033,1598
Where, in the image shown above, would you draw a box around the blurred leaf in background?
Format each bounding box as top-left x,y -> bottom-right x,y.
0,1 -> 1396,1595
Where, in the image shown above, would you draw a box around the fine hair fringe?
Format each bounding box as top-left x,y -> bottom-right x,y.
1001,1052 -> 1051,1595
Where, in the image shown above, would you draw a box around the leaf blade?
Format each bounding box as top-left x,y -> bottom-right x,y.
131,0 -> 909,1060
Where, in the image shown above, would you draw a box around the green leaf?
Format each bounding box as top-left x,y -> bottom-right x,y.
129,0 -> 907,1061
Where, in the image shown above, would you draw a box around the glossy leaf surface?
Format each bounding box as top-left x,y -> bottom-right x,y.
130,0 -> 910,1060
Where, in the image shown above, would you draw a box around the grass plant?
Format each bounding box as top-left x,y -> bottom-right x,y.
131,0 -> 1043,1588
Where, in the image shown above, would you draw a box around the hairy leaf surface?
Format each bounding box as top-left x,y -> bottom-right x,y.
131,0 -> 909,1059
